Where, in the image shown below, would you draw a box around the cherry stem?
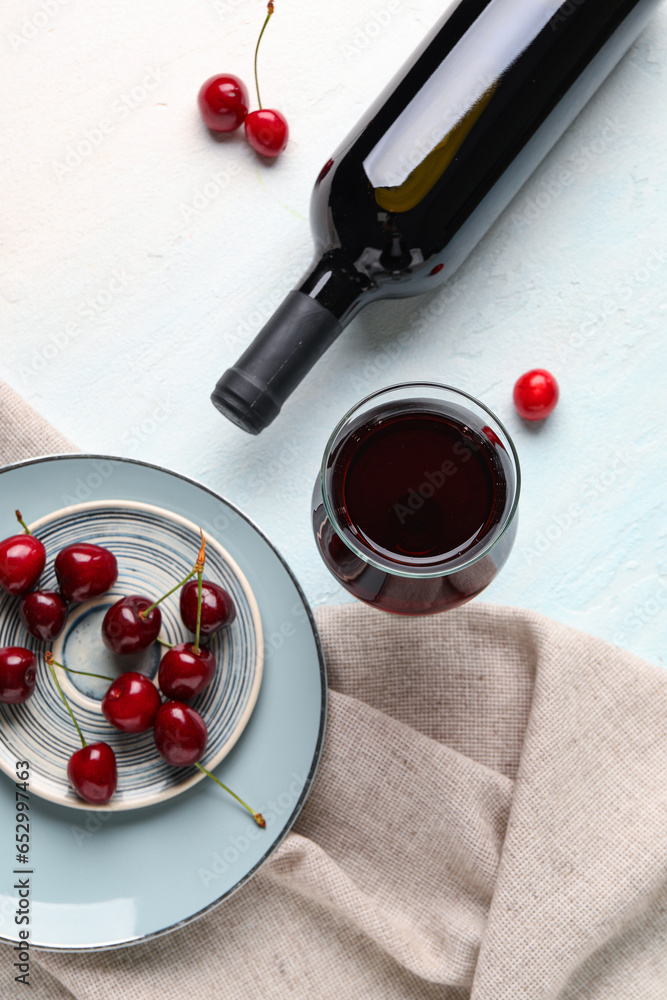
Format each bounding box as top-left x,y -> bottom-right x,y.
193,572 -> 203,656
254,1 -> 274,111
156,637 -> 173,649
195,762 -> 266,827
46,655 -> 114,682
139,569 -> 195,619
140,529 -> 207,621
45,653 -> 86,748
15,510 -> 32,535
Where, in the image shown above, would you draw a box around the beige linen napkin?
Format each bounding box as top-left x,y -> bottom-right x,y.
1,378 -> 667,999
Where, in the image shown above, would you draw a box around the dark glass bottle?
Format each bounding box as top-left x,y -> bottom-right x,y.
212,0 -> 661,434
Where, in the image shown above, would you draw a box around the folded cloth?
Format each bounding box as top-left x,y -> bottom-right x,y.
0,380 -> 76,461
1,379 -> 666,1000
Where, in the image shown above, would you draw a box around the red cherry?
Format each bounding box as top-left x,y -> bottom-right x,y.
0,647 -> 37,704
198,73 -> 249,133
513,369 -> 560,421
158,643 -> 216,701
55,543 -> 118,603
244,109 -> 288,157
101,595 -> 161,655
154,701 -> 207,767
180,580 -> 236,636
67,743 -> 117,805
0,533 -> 45,596
101,671 -> 162,733
20,591 -> 68,642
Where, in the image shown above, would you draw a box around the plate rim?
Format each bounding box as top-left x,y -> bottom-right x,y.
0,452 -> 328,952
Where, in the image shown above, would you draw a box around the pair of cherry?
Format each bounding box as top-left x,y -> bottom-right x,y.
47,655 -> 262,824
0,510 -> 119,643
100,531 -> 234,699
58,663 -> 209,808
65,690 -> 260,825
198,2 -> 288,158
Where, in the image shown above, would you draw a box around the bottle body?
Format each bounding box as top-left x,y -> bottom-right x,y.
213,0 -> 662,433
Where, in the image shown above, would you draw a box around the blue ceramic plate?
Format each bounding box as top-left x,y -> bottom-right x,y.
0,499 -> 264,811
0,456 -> 326,950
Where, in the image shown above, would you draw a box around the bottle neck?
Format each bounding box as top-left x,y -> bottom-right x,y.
297,250 -> 372,327
211,254 -> 373,434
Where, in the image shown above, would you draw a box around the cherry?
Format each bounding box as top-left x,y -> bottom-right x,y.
102,530 -> 207,655
0,511 -> 46,596
245,109 -> 289,158
154,701 -> 207,767
20,591 -> 68,642
158,643 -> 216,701
244,1 -> 288,159
45,651 -> 117,804
0,647 -> 37,704
55,543 -> 118,603
513,369 -> 560,421
102,596 -> 161,655
198,74 -> 249,133
180,580 -> 236,636
102,671 -> 162,733
154,700 -> 265,825
67,743 -> 118,805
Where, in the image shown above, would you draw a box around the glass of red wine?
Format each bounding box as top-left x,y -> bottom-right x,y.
312,383 -> 520,615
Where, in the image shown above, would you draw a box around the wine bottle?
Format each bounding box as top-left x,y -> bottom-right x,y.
212,0 -> 661,434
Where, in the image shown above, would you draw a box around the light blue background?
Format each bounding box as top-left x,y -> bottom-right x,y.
1,0 -> 666,667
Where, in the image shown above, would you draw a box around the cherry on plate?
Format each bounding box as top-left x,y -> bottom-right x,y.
180,580 -> 235,637
158,643 -> 216,701
0,647 -> 37,704
67,743 -> 118,805
154,701 -> 207,767
0,532 -> 45,596
20,591 -> 68,642
513,369 -> 559,421
101,595 -> 161,655
55,543 -> 118,603
102,671 -> 162,733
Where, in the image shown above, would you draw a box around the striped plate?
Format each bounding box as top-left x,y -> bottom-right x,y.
0,500 -> 263,810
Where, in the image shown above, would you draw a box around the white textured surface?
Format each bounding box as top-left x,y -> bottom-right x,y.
1,0 -> 666,666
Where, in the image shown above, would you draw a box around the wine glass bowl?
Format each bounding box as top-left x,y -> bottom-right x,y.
312,383 -> 520,615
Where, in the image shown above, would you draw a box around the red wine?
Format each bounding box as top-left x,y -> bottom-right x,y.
334,408 -> 506,565
213,0 -> 662,433
312,390 -> 519,615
